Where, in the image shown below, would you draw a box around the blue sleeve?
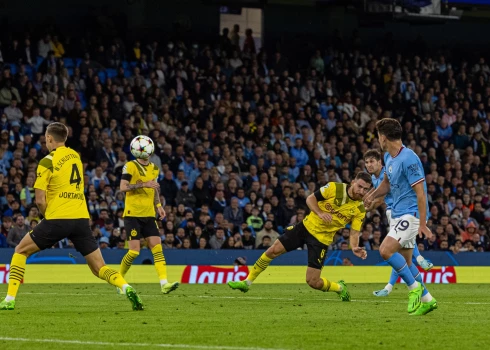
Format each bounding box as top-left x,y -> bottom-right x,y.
404,153 -> 425,187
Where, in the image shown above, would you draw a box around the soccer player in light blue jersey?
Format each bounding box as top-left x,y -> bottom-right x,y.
364,119 -> 437,316
364,149 -> 434,297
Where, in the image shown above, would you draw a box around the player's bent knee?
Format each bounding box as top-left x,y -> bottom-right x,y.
13,248 -> 30,257
14,243 -> 37,257
306,276 -> 321,290
90,266 -> 99,277
266,240 -> 286,258
379,245 -> 392,260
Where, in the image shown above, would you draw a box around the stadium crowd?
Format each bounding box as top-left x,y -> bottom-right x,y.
0,26 -> 489,254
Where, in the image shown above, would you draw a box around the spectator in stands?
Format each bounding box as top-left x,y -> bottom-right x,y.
246,207 -> 263,232
223,197 -> 243,230
241,227 -> 255,249
255,220 -> 279,249
1,217 -> 13,237
0,79 -> 21,107
209,227 -> 226,249
4,98 -> 23,123
229,24 -> 240,50
38,34 -> 54,58
99,236 -> 110,250
6,215 -> 28,248
176,182 -> 197,208
256,235 -> 272,250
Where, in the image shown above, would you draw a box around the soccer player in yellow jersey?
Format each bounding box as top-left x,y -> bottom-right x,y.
117,138 -> 179,294
228,172 -> 372,300
0,123 -> 143,311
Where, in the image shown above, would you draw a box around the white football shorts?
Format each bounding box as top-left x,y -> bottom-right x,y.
387,214 -> 419,249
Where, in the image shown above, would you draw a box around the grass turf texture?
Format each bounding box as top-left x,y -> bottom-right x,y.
0,283 -> 488,350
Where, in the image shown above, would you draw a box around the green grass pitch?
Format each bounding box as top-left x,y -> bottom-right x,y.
0,283 -> 489,350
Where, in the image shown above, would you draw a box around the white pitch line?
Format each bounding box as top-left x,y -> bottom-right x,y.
196,295 -> 295,301
17,292 -> 490,305
0,337 -> 286,350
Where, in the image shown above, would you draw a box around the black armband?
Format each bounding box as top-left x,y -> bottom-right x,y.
121,174 -> 132,181
314,190 -> 325,202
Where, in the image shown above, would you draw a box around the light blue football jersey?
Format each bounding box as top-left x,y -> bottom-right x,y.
384,147 -> 429,219
372,166 -> 393,210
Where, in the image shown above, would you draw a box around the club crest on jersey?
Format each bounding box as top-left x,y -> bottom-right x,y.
388,165 -> 393,173
286,225 -> 294,230
131,229 -> 137,237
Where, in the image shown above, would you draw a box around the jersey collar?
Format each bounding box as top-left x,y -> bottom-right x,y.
346,185 -> 354,201
393,146 -> 404,159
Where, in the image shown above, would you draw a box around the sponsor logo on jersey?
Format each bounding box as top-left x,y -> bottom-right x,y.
181,265 -> 249,284
322,202 -> 350,223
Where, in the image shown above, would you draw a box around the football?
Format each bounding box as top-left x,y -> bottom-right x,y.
130,135 -> 155,159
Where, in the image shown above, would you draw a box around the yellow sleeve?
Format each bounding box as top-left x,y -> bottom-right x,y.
351,205 -> 366,231
34,157 -> 53,191
318,182 -> 335,201
121,162 -> 136,182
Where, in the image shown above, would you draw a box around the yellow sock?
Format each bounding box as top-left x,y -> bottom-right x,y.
119,250 -> 139,277
321,277 -> 341,292
7,253 -> 27,299
151,244 -> 168,283
247,253 -> 273,283
99,266 -> 128,289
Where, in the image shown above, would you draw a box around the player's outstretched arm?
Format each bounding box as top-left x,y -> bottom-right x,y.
349,229 -> 367,259
306,193 -> 332,223
364,175 -> 390,208
35,189 -> 47,217
365,196 -> 385,212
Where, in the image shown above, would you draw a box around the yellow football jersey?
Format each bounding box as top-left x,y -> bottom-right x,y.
303,182 -> 366,246
122,160 -> 160,218
34,146 -> 90,220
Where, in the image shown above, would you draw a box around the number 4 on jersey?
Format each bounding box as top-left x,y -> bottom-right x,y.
70,164 -> 82,191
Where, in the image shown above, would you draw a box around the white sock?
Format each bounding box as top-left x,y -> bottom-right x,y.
416,255 -> 425,265
407,281 -> 419,290
421,292 -> 433,303
122,284 -> 130,293
5,295 -> 15,302
160,279 -> 168,286
245,279 -> 252,286
384,284 -> 393,292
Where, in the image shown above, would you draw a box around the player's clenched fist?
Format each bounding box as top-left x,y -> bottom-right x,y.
157,206 -> 166,220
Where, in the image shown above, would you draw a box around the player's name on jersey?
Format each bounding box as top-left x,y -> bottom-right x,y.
53,153 -> 80,171
58,192 -> 85,200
